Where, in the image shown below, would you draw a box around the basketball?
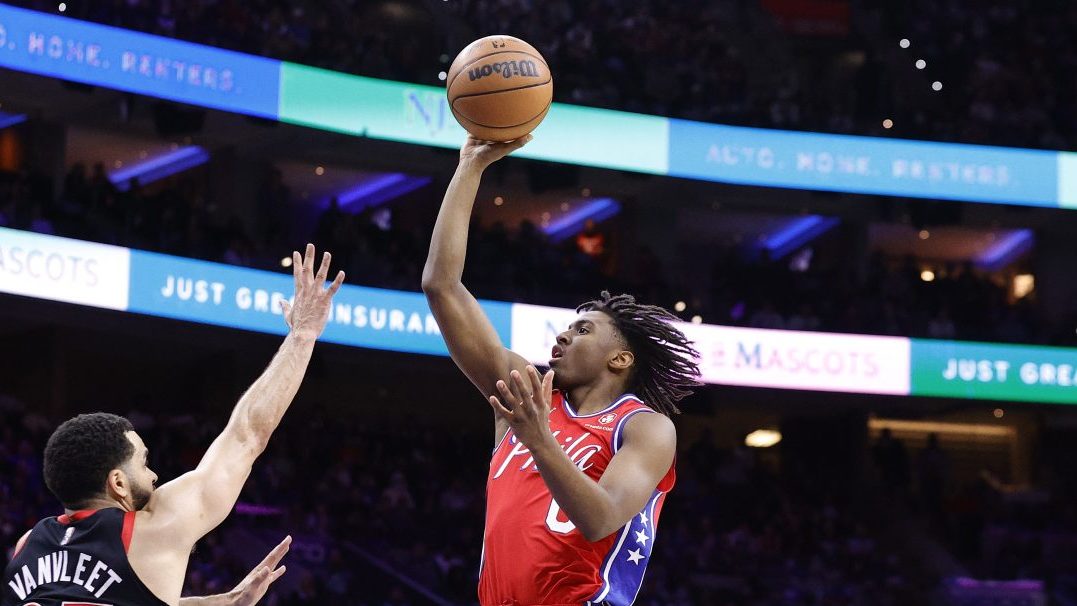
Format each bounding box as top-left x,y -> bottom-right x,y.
446,35 -> 553,142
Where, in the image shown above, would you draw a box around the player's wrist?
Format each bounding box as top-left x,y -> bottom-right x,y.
458,156 -> 489,174
529,430 -> 561,457
285,329 -> 320,346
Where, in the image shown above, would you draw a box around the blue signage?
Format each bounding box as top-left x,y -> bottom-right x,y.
0,5 -> 1071,209
127,250 -> 513,356
666,119 -> 1060,206
0,4 -> 279,118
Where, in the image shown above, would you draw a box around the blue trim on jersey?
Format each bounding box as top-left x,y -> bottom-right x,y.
562,393 -> 643,418
612,408 -> 655,454
587,489 -> 665,606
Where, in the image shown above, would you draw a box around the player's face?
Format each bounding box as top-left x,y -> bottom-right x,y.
549,311 -> 630,387
122,432 -> 158,511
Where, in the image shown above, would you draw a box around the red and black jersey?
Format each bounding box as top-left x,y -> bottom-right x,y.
3,508 -> 168,606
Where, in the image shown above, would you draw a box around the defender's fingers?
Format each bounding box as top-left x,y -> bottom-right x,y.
326,270 -> 345,296
315,251 -> 331,282
259,536 -> 291,570
267,565 -> 287,583
291,251 -> 302,284
279,300 -> 292,325
303,243 -> 315,273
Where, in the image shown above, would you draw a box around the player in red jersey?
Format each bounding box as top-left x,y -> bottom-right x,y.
422,136 -> 701,606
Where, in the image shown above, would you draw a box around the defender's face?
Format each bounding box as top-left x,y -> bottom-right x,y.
122,431 -> 158,511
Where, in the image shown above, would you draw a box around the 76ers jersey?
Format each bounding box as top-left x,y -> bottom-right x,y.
480,391 -> 675,606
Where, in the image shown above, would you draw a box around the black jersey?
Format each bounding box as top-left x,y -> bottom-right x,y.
3,508 -> 169,606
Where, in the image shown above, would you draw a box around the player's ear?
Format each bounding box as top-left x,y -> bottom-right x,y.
608,349 -> 634,371
106,468 -> 129,501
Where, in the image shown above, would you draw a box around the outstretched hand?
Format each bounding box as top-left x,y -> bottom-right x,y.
460,134 -> 533,170
489,366 -> 555,449
281,243 -> 345,340
225,535 -> 290,606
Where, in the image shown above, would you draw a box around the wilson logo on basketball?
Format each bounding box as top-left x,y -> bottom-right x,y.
468,59 -> 541,82
599,413 -> 617,425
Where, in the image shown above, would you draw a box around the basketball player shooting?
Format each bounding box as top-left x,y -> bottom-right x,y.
3,244 -> 344,606
423,137 -> 701,606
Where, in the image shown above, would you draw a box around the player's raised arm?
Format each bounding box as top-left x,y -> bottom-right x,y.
422,135 -> 534,399
149,244 -> 344,544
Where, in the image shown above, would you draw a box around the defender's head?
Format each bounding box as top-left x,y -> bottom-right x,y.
44,413 -> 158,511
549,291 -> 702,415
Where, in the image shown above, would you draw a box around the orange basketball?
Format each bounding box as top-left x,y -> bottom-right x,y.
446,35 -> 553,142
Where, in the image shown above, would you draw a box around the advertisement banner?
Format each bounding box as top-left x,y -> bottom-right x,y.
683,323 -> 910,394
127,250 -> 512,356
0,4 -> 280,118
0,227 -> 129,310
0,5 -> 1066,208
911,339 -> 1077,404
278,63 -> 668,174
1059,152 -> 1077,209
667,119 -> 1059,206
7,227 -> 1077,405
511,303 -> 911,395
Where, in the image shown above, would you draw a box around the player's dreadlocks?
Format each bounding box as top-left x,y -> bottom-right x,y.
577,291 -> 702,415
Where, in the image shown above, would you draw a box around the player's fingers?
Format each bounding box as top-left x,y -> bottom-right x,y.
510,371 -> 533,408
291,251 -> 302,285
315,251 -> 331,283
495,380 -> 517,407
543,370 -> 554,401
303,243 -> 315,275
326,270 -> 345,296
268,565 -> 287,583
489,395 -> 513,419
510,134 -> 533,151
526,365 -> 543,397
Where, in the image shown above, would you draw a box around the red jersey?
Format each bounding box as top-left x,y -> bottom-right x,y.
479,391 -> 675,606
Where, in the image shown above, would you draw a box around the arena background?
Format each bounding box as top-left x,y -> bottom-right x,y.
1,1 -> 1076,605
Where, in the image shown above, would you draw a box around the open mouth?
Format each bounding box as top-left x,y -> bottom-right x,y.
550,345 -> 564,361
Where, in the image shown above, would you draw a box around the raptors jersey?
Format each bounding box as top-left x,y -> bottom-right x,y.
480,391 -> 675,606
3,508 -> 168,606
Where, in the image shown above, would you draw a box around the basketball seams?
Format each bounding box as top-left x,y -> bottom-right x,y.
451,99 -> 551,130
450,79 -> 553,103
447,49 -> 551,92
446,35 -> 553,140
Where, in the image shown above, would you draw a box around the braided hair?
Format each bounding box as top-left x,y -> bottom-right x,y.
577,291 -> 702,415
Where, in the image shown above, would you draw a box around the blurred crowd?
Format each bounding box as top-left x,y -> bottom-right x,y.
7,383 -> 1074,604
10,0 -> 1077,150
1,164 -> 1057,347
1,394 -> 928,606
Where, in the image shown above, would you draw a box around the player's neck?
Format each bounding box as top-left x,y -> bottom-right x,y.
65,497 -> 126,515
566,380 -> 629,416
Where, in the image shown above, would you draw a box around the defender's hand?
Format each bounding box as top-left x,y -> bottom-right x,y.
280,243 -> 345,340
225,536 -> 290,606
